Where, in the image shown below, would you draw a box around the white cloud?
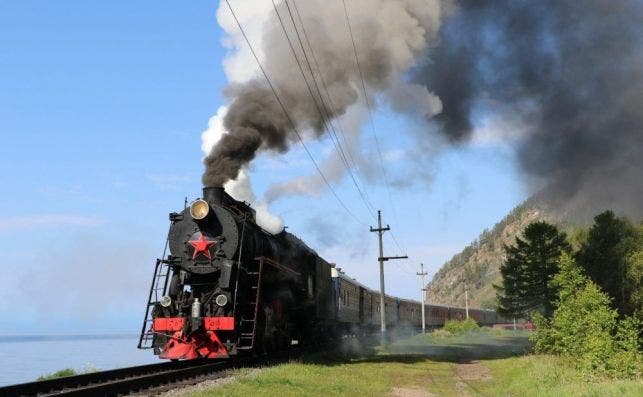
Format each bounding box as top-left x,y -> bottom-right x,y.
223,168 -> 284,234
201,105 -> 228,156
215,0 -> 271,82
383,149 -> 406,162
0,214 -> 103,233
470,104 -> 532,147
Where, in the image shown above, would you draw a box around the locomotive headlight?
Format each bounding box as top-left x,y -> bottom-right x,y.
190,199 -> 210,220
215,294 -> 228,307
160,295 -> 172,308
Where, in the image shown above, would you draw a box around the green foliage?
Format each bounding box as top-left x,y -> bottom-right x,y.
37,368 -> 77,381
576,211 -> 642,318
192,333 -> 643,397
625,247 -> 643,319
561,224 -> 589,251
497,221 -> 570,318
443,318 -> 479,334
531,254 -> 642,379
36,365 -> 98,381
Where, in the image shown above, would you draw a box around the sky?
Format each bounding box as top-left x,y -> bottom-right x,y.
0,1 -> 526,334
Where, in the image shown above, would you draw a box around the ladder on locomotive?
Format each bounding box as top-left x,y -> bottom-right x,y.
235,257 -> 264,350
137,257 -> 172,349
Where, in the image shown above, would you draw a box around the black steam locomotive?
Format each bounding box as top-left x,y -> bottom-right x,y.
137,187 -> 502,360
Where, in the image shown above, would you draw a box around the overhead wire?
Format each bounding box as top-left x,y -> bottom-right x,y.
341,0 -> 411,258
226,0 -> 418,277
223,0 -> 365,227
273,0 -> 378,220
287,0 -> 420,279
290,0 -> 378,218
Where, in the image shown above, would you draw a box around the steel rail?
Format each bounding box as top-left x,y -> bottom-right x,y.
0,345 -> 324,397
0,359 -> 229,397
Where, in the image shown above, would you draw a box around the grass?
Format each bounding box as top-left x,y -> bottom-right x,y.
37,368 -> 78,381
478,355 -> 643,397
190,328 -> 642,397
36,365 -> 98,381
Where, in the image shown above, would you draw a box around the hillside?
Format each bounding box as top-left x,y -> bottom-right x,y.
425,198 -> 550,309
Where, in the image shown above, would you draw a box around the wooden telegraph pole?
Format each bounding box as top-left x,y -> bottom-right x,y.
370,210 -> 407,339
417,263 -> 428,333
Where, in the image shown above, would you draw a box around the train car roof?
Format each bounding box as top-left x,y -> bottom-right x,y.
423,302 -> 497,312
334,270 -> 422,305
333,270 -> 374,291
332,267 -> 496,313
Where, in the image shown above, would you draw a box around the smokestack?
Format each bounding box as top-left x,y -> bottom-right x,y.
203,186 -> 225,206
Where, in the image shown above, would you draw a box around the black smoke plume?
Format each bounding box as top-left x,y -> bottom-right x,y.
207,0 -> 642,220
417,0 -> 643,219
203,83 -> 292,187
203,0 -> 444,187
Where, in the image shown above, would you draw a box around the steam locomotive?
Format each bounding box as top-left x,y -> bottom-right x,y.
137,187 -> 502,360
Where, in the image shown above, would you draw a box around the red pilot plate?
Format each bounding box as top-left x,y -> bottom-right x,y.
204,317 -> 235,331
153,317 -> 185,332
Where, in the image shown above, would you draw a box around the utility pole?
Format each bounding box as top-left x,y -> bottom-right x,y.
464,282 -> 469,319
370,210 -> 407,339
417,263 -> 428,333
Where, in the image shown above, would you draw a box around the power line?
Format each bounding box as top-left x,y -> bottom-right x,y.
293,0 -> 412,265
290,0 -> 378,217
223,0 -> 364,226
273,0 -> 377,220
341,0 -> 409,256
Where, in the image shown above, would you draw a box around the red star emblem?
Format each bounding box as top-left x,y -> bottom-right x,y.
188,234 -> 214,259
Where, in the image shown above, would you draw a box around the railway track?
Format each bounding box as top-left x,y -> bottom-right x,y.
0,359 -> 234,396
0,343 -> 328,397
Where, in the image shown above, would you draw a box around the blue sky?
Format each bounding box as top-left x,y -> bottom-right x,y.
0,1 -> 526,334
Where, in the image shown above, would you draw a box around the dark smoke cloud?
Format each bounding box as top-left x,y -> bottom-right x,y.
204,83 -> 292,186
416,0 -> 643,219
204,0 -> 445,187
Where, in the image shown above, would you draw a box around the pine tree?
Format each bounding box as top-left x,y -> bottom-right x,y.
496,241 -> 530,318
576,211 -> 642,318
497,221 -> 570,318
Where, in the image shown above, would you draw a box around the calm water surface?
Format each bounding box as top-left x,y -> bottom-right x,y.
0,335 -> 158,386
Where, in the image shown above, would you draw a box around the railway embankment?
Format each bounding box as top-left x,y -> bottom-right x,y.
180,329 -> 642,397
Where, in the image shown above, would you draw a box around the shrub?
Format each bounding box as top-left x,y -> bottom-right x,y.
37,368 -> 77,381
443,318 -> 479,334
531,254 -> 642,379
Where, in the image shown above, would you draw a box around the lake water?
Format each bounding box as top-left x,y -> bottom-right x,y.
0,335 -> 159,386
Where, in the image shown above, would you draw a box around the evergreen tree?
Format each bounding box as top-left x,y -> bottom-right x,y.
497,221 -> 570,318
576,211 -> 642,318
496,249 -> 530,318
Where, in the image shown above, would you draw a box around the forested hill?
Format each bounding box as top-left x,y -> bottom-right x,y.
425,198 -> 552,309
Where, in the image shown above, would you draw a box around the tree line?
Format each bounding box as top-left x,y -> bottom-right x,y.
495,210 -> 642,378
496,210 -> 642,321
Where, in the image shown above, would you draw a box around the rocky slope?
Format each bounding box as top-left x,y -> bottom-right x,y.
425,198 -> 549,309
